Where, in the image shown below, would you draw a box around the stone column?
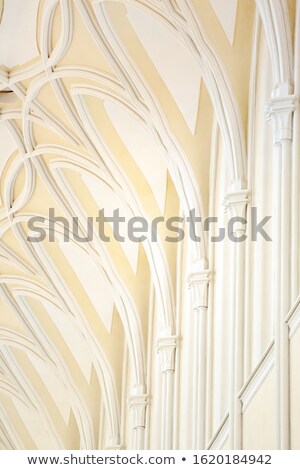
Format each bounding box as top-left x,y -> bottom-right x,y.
128,394 -> 149,449
224,190 -> 249,449
187,270 -> 210,449
157,336 -> 177,449
266,95 -> 296,449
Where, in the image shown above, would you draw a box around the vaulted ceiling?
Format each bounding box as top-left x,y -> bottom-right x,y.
0,0 -> 256,449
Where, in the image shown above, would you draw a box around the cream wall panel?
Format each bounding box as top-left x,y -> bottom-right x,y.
249,26 -> 274,370
242,369 -> 276,449
290,325 -> 300,449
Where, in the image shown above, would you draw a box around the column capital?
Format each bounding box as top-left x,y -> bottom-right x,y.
265,95 -> 296,143
224,190 -> 249,236
187,270 -> 210,310
224,189 -> 249,218
157,336 -> 177,373
128,394 -> 149,429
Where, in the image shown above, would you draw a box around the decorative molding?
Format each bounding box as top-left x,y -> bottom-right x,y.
224,190 -> 249,218
187,270 -> 210,310
0,402 -> 24,450
285,295 -> 300,339
0,346 -> 64,449
256,0 -> 293,91
207,413 -> 229,450
224,190 -> 249,235
265,95 -> 296,143
0,0 -> 294,451
239,341 -> 275,413
128,394 -> 149,429
157,336 -> 177,373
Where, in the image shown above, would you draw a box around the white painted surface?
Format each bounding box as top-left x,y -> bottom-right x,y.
0,0 -> 39,68
43,300 -> 93,382
0,126 -> 17,176
209,0 -> 238,45
104,100 -> 167,213
28,354 -> 71,425
126,5 -> 201,134
12,398 -> 54,449
83,174 -> 140,274
57,242 -> 114,334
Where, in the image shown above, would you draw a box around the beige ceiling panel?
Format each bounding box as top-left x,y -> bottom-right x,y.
0,0 -> 39,68
208,0 -> 238,45
126,4 -> 201,134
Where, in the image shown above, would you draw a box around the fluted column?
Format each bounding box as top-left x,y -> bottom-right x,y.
266,95 -> 296,449
187,269 -> 210,449
128,394 -> 149,449
224,190 -> 249,449
157,336 -> 177,449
